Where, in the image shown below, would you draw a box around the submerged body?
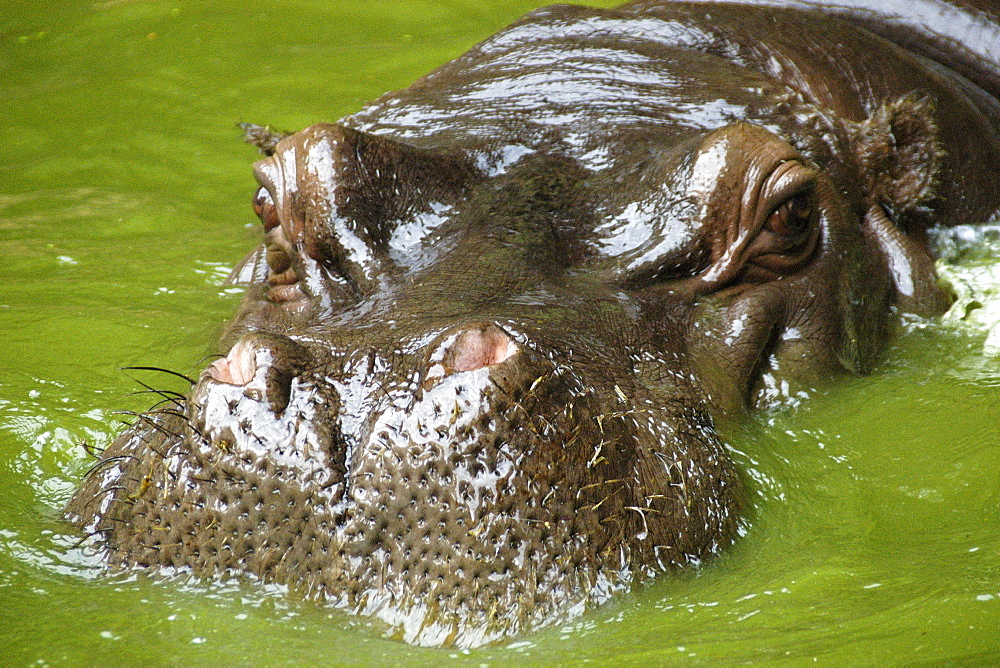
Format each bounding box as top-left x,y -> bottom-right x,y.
67,0 -> 1000,647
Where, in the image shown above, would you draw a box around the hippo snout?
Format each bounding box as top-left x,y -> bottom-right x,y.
148,313 -> 743,646
190,322 -> 529,472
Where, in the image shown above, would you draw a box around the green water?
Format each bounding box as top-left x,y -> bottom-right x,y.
2,1 -> 999,663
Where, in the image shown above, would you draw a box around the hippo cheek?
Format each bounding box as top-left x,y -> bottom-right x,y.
687,250 -> 893,412
685,279 -> 822,413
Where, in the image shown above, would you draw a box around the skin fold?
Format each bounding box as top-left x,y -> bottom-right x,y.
66,0 -> 1000,648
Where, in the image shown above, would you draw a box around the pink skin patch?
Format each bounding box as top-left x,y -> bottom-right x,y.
444,325 -> 518,373
207,339 -> 257,386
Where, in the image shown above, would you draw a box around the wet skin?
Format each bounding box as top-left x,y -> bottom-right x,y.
67,0 -> 1000,648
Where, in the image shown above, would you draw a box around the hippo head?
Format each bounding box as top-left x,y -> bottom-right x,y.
67,3 -> 958,649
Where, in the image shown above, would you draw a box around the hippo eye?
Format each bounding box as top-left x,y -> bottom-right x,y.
744,171 -> 821,279
252,186 -> 280,231
765,190 -> 815,238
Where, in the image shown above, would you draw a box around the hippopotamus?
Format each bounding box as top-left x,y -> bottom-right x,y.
66,0 -> 1000,648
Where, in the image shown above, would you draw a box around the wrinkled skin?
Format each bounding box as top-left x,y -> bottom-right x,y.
67,0 -> 1000,648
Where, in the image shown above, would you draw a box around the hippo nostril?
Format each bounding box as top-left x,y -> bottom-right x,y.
208,338 -> 258,386
426,324 -> 518,381
201,332 -> 311,414
445,325 -> 517,372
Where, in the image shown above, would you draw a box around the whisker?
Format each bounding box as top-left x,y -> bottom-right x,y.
81,440 -> 105,458
115,411 -> 183,444
83,454 -> 137,479
125,376 -> 188,409
142,408 -> 191,423
142,397 -> 182,412
70,527 -> 113,550
120,366 -> 195,386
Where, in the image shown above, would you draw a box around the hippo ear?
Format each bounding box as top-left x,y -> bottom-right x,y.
239,122 -> 293,156
852,95 -> 953,316
852,93 -> 944,219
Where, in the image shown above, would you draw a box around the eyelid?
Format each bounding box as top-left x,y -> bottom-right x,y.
253,157 -> 281,194
759,161 -> 818,222
253,186 -> 281,232
761,160 -> 819,200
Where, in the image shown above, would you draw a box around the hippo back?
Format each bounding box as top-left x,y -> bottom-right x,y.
347,0 -> 1000,226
